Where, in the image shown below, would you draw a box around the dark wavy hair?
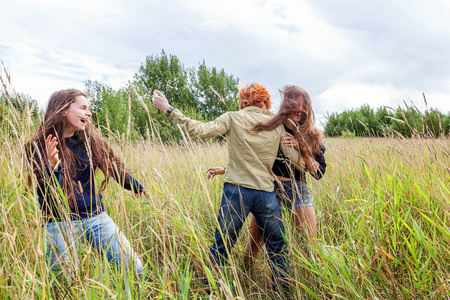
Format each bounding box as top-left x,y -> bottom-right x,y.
26,89 -> 129,208
253,85 -> 324,158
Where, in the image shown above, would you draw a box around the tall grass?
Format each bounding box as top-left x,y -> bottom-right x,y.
1,80 -> 449,299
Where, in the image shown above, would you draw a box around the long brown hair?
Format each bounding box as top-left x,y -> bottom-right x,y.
26,89 -> 128,207
253,85 -> 324,158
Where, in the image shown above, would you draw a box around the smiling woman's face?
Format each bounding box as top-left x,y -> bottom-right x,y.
63,95 -> 92,137
284,102 -> 306,128
289,110 -> 307,125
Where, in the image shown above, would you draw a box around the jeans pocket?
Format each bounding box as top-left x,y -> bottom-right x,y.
222,183 -> 236,193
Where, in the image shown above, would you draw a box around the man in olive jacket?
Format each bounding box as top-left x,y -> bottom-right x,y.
152,83 -> 305,292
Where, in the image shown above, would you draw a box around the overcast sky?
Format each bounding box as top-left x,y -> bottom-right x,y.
1,0 -> 450,126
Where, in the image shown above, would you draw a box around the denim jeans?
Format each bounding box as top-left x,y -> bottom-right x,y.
210,183 -> 290,288
44,212 -> 143,280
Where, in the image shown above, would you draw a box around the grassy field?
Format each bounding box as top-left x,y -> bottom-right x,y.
1,102 -> 450,299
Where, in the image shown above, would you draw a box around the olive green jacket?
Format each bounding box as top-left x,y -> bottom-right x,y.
169,106 -> 305,192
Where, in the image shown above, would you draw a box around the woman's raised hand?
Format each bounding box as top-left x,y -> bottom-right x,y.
46,134 -> 61,170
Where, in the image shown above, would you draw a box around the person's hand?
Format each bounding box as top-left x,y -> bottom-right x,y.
282,132 -> 299,150
206,167 -> 225,179
152,90 -> 171,112
46,134 -> 60,170
135,190 -> 147,198
305,156 -> 319,175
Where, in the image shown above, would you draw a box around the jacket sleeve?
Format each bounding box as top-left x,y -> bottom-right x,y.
168,109 -> 231,139
122,174 -> 145,193
312,145 -> 326,180
110,165 -> 145,193
35,166 -> 64,202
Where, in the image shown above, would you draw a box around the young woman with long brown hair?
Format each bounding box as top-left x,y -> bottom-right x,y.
248,85 -> 326,257
26,89 -> 145,281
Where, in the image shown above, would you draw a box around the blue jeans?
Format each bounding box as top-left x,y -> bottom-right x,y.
45,212 -> 143,280
210,183 -> 290,288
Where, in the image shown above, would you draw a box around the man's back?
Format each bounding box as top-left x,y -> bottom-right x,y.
168,105 -> 302,192
225,106 -> 284,191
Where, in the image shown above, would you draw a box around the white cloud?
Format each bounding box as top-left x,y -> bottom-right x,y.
1,0 -> 450,118
317,82 -> 403,114
316,81 -> 450,117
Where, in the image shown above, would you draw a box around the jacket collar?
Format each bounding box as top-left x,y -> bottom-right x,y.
242,106 -> 264,113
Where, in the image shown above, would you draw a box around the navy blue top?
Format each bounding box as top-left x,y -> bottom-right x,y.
272,126 -> 326,181
35,135 -> 144,222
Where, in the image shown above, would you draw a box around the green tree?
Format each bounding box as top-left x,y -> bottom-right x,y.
423,108 -> 444,137
83,50 -> 241,141
190,61 -> 239,119
1,92 -> 40,136
391,107 -> 423,137
324,113 -> 342,137
134,50 -> 197,110
339,110 -> 357,136
84,80 -> 139,139
322,104 -> 450,138
353,104 -> 376,136
130,50 -> 239,141
374,106 -> 394,136
129,50 -> 199,141
441,113 -> 450,136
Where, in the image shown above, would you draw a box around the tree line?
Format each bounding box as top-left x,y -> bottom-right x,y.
1,51 -> 239,141
2,53 -> 449,140
323,102 -> 450,138
0,90 -> 39,139
85,50 -> 239,141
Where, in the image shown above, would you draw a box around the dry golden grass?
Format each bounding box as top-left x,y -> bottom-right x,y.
1,69 -> 449,298
1,130 -> 449,299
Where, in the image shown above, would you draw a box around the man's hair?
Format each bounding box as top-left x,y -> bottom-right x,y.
238,82 -> 272,110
